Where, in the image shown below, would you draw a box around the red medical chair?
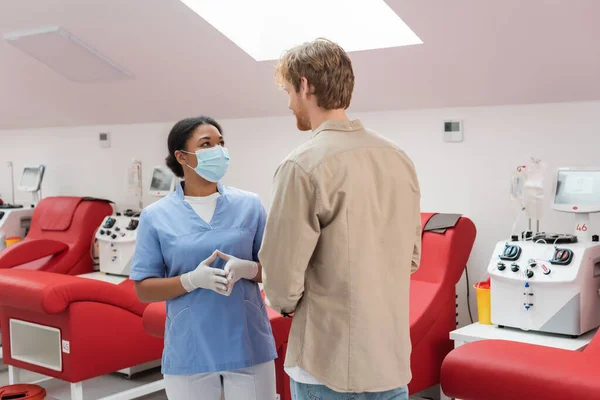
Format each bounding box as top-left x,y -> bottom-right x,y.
143,295 -> 293,400
0,269 -> 163,396
0,196 -> 112,275
408,213 -> 476,394
440,333 -> 600,399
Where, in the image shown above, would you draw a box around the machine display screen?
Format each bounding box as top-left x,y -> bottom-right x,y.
150,168 -> 174,192
555,170 -> 600,205
19,167 -> 41,190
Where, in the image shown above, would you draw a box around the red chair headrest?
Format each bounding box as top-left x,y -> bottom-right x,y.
37,197 -> 87,232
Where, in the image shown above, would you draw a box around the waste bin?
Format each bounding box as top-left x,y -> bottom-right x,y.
0,384 -> 46,400
474,278 -> 491,325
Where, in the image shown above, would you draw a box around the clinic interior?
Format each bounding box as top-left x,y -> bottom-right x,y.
1,1 -> 600,400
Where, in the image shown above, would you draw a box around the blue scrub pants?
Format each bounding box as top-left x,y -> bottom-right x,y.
291,379 -> 409,400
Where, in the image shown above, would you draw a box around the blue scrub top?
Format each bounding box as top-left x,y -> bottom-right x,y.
130,182 -> 277,375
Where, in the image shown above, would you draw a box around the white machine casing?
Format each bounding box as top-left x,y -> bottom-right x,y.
489,238 -> 600,336
95,215 -> 139,276
0,205 -> 34,240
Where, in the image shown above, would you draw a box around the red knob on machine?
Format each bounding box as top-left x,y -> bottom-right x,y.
541,264 -> 551,275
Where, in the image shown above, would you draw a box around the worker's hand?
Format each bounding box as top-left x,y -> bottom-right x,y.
180,251 -> 230,295
217,251 -> 258,286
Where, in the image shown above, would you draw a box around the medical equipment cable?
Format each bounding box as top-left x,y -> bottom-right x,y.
464,265 -> 474,324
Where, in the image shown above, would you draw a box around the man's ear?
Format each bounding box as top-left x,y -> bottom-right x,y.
300,77 -> 311,98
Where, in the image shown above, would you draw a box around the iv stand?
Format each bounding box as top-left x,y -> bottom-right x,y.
129,159 -> 143,212
527,218 -> 541,235
7,162 -> 15,205
138,164 -> 143,211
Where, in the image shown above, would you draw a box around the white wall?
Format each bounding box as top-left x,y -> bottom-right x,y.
2,101 -> 599,325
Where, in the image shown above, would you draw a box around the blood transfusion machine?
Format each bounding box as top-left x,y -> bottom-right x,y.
96,166 -> 175,276
0,165 -> 46,245
490,167 -> 600,337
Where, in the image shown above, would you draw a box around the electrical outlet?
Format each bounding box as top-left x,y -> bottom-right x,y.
62,340 -> 70,354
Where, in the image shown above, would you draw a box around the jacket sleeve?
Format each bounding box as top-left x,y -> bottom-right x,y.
259,160 -> 321,314
411,172 -> 422,274
412,213 -> 422,274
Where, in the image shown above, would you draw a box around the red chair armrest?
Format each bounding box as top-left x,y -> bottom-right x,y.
0,239 -> 68,269
143,301 -> 167,338
441,340 -> 600,400
0,270 -> 146,316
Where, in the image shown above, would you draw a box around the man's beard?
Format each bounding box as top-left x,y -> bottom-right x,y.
294,109 -> 311,131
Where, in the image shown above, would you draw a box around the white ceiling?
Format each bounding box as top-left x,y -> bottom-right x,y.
1,0 -> 599,130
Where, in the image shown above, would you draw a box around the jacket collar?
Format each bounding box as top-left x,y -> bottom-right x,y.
313,119 -> 363,137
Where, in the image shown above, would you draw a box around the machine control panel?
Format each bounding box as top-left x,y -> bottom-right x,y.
540,263 -> 551,275
489,237 -> 600,336
500,244 -> 521,261
97,219 -> 138,241
488,240 -> 592,282
103,217 -> 117,229
526,269 -> 534,278
126,219 -> 139,231
528,259 -> 537,268
96,216 -> 139,277
551,248 -> 573,265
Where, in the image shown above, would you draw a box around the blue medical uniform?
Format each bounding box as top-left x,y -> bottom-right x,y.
129,182 -> 277,375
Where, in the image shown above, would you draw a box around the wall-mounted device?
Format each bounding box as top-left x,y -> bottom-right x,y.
444,120 -> 463,143
99,132 -> 111,148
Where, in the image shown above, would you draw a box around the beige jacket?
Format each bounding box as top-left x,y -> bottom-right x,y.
259,119 -> 421,393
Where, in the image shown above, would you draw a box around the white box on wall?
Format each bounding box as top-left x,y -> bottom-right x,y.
444,120 -> 463,142
99,132 -> 111,148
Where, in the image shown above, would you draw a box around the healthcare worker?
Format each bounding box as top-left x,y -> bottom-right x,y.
130,116 -> 278,400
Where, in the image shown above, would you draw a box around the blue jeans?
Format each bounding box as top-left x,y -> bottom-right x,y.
290,379 -> 409,400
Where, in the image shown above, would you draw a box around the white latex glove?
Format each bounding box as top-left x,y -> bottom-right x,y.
217,251 -> 258,286
180,251 -> 230,295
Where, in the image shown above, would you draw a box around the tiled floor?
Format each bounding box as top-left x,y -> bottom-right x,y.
0,365 -> 167,399
0,365 -> 432,399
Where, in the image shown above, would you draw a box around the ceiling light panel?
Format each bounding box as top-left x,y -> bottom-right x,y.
3,26 -> 133,83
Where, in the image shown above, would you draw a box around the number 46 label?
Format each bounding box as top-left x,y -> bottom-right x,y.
577,224 -> 588,232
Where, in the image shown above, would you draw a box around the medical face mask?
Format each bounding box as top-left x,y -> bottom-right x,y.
182,146 -> 230,183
